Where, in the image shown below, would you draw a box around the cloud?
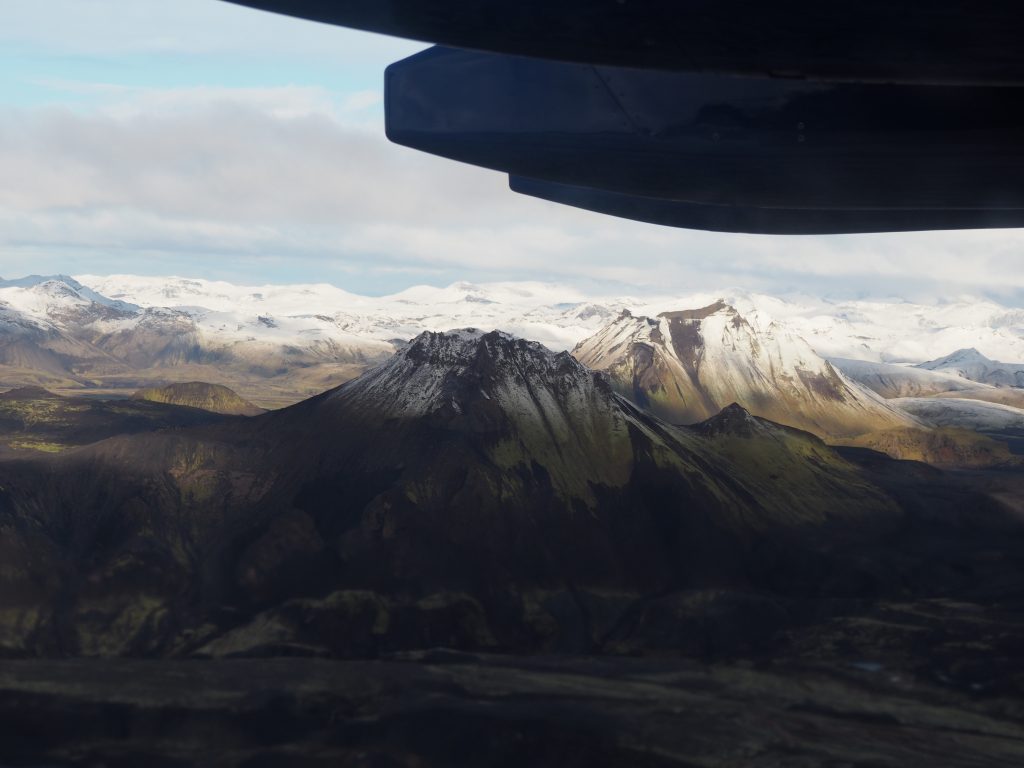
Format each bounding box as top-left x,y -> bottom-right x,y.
1,0 -> 422,63
0,79 -> 1023,301
27,80 -> 372,121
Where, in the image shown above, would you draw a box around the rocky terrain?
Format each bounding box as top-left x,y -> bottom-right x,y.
0,329 -> 1019,765
0,330 -> 1018,665
0,330 -> 896,659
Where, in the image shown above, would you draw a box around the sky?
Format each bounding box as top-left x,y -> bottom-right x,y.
1,0 -> 1023,301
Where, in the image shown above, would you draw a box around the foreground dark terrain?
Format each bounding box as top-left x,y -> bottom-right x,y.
0,330 -> 1021,765
3,653 -> 1023,767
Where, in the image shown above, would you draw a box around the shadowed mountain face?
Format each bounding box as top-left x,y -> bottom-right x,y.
132,382 -> 264,416
574,303 -> 915,439
0,330 -> 1018,667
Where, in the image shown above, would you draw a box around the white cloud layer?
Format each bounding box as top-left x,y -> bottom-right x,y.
1,63 -> 1024,299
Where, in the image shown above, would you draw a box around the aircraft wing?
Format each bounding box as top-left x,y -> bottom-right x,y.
225,1 -> 1024,85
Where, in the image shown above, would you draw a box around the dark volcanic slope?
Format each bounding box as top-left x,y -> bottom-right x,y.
0,330 -> 1019,669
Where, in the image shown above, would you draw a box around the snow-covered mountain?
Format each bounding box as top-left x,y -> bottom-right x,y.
79,275 -> 628,352
0,275 -> 138,314
76,275 -> 1024,363
0,273 -> 1020,412
893,397 -> 1024,433
916,348 -> 1024,388
831,358 -> 991,398
336,328 -> 626,427
730,294 -> 1024,364
0,275 -> 399,402
572,301 -> 917,438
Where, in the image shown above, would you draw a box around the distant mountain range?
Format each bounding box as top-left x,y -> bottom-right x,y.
0,275 -> 396,405
76,274 -> 1024,364
0,274 -> 1022,448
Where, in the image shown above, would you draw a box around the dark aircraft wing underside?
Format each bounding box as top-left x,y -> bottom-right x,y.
509,178 -> 1024,236
225,1 -> 1024,234
226,1 -> 1024,85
